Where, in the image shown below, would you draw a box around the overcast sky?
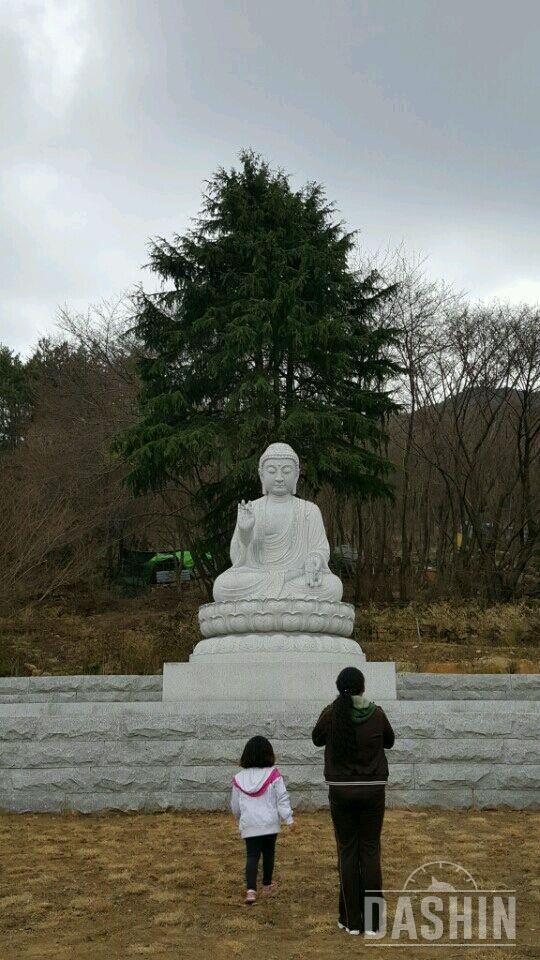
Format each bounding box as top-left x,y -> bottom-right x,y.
2,0 -> 539,355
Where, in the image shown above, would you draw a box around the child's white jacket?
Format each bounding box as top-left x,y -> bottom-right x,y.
231,766 -> 294,839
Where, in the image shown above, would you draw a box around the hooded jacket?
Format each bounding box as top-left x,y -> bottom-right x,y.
231,766 -> 294,838
311,696 -> 395,784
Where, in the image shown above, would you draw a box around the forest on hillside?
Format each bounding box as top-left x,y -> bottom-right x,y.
2,252 -> 539,612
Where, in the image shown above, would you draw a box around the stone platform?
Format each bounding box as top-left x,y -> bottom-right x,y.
162,658 -> 396,703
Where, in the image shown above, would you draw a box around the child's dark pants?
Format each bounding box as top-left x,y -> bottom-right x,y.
244,834 -> 277,890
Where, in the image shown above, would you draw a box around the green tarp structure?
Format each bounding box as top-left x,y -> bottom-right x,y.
143,550 -> 195,581
117,549 -> 195,586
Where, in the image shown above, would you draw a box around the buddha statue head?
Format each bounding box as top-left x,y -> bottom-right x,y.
258,442 -> 300,497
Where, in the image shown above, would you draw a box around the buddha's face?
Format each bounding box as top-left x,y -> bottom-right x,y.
260,458 -> 298,497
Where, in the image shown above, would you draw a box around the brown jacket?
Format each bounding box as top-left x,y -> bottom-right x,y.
311,702 -> 395,783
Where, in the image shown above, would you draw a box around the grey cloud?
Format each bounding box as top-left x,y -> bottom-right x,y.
2,0 -> 539,355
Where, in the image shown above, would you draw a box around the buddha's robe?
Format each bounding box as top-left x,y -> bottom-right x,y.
212,496 -> 343,602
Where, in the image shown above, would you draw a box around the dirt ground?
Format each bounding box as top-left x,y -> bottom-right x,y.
0,809 -> 537,960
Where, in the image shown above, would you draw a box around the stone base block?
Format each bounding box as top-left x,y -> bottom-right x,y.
162,658 -> 397,704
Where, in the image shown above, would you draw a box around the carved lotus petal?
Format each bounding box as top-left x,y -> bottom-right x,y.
198,599 -> 354,638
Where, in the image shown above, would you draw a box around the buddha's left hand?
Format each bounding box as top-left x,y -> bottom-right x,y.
305,553 -> 323,587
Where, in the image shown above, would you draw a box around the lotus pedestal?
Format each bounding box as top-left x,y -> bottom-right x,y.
162,599 -> 397,707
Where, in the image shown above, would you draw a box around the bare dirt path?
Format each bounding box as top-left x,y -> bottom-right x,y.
0,809 -> 537,959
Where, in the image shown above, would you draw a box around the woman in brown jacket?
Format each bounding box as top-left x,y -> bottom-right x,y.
311,666 -> 395,937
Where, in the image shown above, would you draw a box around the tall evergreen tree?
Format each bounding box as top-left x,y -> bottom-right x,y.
0,347 -> 32,450
117,151 -> 399,571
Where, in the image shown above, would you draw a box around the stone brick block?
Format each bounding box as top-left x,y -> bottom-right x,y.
509,675 -> 540,700
11,767 -> 88,792
108,741 -> 185,767
278,764 -> 324,790
0,741 -> 107,768
203,765 -> 237,790
436,713 -> 515,739
26,693 -> 78,702
0,790 -> 71,813
67,792 -> 151,813
122,714 -> 195,739
0,693 -> 60,706
511,712 -> 540,739
37,716 -> 120,740
479,765 -> 540,790
474,789 -> 540,810
87,766 -> 170,792
386,788 -> 474,809
0,678 -> 30,696
387,764 -> 414,788
274,714 -> 315,739
502,738 -> 540,764
414,763 -> 493,789
387,739 -> 421,763
292,789 -> 328,810
181,738 -> 244,765
29,676 -> 78,693
169,766 -> 209,790
272,739 -> 321,764
420,739 -> 503,762
76,675 -> 162,693
382,707 -> 443,739
77,691 -> 161,702
397,673 -> 511,700
0,719 -> 37,740
163,790 -> 229,811
195,714 -> 276,739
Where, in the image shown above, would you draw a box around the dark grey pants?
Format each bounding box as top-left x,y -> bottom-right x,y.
329,784 -> 386,932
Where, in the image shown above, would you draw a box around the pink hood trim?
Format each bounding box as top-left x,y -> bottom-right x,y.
232,767 -> 282,797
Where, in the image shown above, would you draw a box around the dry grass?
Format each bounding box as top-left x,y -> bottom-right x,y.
358,600 -> 540,672
0,590 -> 538,677
0,809 -> 537,960
0,589 -> 201,677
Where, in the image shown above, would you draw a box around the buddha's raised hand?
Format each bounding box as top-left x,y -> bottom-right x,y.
237,500 -> 256,538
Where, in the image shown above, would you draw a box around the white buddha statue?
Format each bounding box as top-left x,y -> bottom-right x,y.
212,443 -> 343,603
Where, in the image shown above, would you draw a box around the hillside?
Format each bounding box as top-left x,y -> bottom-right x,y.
1,588 -> 538,676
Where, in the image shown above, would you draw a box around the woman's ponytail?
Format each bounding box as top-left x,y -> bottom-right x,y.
330,667 -> 365,760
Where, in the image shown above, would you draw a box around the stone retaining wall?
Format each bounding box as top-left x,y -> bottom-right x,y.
1,673 -> 538,702
397,673 -> 540,700
0,698 -> 538,813
0,675 -> 163,702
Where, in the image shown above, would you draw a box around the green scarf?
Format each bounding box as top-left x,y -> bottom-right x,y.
350,693 -> 376,724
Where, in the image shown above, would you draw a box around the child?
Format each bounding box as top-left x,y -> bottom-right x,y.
231,735 -> 294,905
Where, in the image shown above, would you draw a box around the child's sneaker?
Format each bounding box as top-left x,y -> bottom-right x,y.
245,889 -> 257,905
262,881 -> 278,897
